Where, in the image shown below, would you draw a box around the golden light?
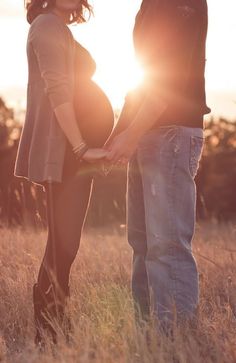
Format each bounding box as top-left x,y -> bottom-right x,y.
92,57 -> 145,108
0,0 -> 236,121
72,0 -> 142,108
122,59 -> 145,91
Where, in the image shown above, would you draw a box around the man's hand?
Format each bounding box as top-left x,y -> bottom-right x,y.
106,129 -> 140,163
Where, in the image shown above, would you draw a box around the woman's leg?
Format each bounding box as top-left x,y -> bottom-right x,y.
37,164 -> 93,294
33,162 -> 93,344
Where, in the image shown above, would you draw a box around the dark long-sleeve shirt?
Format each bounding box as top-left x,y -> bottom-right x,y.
133,0 -> 211,128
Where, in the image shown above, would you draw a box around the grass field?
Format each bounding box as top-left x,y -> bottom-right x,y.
1,222 -> 236,363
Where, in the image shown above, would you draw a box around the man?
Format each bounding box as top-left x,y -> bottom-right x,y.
106,0 -> 210,329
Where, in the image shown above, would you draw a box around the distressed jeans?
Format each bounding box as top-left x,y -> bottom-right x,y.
127,126 -> 204,327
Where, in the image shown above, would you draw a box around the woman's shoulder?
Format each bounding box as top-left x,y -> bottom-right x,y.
29,13 -> 73,44
30,13 -> 67,33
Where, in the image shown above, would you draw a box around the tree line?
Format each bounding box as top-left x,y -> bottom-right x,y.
0,97 -> 236,228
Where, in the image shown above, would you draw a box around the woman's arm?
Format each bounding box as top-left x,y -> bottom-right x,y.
31,16 -> 107,161
54,102 -> 108,161
53,102 -> 85,149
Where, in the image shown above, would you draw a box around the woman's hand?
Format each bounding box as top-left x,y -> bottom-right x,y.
82,148 -> 109,163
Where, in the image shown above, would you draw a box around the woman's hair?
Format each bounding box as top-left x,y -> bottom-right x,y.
24,0 -> 92,24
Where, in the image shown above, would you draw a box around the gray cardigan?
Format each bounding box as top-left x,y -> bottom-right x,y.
14,13 -> 75,184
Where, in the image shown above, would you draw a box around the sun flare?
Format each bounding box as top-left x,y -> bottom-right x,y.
92,58 -> 144,108
0,0 -> 236,120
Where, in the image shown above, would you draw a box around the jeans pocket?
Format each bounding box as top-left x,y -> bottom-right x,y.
160,126 -> 180,154
189,136 -> 204,178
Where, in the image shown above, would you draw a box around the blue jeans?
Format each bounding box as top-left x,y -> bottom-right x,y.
127,126 -> 204,326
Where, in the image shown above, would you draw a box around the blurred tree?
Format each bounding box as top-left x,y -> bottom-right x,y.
196,118 -> 236,220
0,97 -> 236,227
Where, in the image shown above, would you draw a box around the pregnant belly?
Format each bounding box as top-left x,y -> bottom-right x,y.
74,78 -> 114,147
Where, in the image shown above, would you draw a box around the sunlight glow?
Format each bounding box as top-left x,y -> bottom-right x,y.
124,60 -> 145,91
0,0 -> 235,119
93,58 -> 144,108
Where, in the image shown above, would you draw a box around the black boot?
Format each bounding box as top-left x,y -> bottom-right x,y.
33,283 -> 70,346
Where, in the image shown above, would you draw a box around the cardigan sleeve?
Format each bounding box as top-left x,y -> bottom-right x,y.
30,15 -> 73,109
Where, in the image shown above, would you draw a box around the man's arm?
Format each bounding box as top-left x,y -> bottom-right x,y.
106,1 -> 201,162
105,88 -> 144,144
106,85 -> 166,162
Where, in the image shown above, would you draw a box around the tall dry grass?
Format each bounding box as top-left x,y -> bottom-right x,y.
0,222 -> 236,363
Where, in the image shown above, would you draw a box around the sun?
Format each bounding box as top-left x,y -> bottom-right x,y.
123,59 -> 145,92
72,0 -> 144,109
92,54 -> 144,109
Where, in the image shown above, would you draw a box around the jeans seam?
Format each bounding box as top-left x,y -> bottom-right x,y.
168,127 -> 181,307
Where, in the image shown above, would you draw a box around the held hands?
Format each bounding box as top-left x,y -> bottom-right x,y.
81,148 -> 113,176
105,129 -> 139,164
82,148 -> 109,163
80,128 -> 139,175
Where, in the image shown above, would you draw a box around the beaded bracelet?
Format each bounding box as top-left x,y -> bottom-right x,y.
73,141 -> 89,161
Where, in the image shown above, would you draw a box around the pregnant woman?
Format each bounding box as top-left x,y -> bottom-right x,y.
15,0 -> 114,345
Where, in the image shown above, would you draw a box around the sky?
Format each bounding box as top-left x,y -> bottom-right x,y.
0,0 -> 235,120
